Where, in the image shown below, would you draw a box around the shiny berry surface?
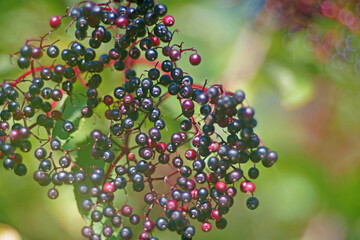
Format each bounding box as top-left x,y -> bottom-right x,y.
0,1 -> 277,239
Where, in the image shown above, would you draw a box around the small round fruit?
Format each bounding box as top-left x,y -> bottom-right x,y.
201,222 -> 212,232
163,15 -> 175,26
48,188 -> 59,199
50,16 -> 61,29
189,53 -> 201,65
246,196 -> 259,210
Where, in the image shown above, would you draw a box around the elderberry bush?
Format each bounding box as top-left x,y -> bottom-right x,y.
0,1 -> 277,239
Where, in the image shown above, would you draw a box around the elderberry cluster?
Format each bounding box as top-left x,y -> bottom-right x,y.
0,1 -> 277,239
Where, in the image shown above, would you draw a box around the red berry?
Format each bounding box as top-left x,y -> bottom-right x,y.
211,209 -> 222,220
240,181 -> 256,193
103,182 -> 116,193
240,181 -> 247,191
163,15 -> 175,26
103,95 -> 113,105
181,205 -> 189,212
246,182 -> 256,193
189,53 -> 201,66
208,142 -> 219,152
50,16 -> 61,29
120,205 -> 133,216
166,200 -> 178,211
201,222 -> 212,232
116,15 -> 129,28
215,181 -> 227,193
185,149 -> 197,160
139,232 -> 150,240
191,189 -> 198,199
1,122 -> 9,131
148,137 -> 157,148
123,94 -> 134,105
127,152 -> 136,161
186,179 -> 196,190
156,142 -> 167,153
150,36 -> 160,46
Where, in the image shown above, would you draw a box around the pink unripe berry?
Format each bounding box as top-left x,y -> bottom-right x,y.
208,142 -> 219,152
189,53 -> 201,66
139,232 -> 150,240
123,94 -> 134,104
116,15 -> 129,28
211,209 -> 222,220
156,142 -> 167,153
148,137 -> 157,148
150,36 -> 160,47
191,189 -> 198,199
240,181 -> 247,191
103,95 -> 114,105
181,205 -> 189,212
186,179 -> 196,190
201,222 -> 212,232
163,15 -> 175,26
127,152 -> 136,161
185,149 -> 197,160
166,200 -> 178,211
215,181 -> 227,193
103,182 -> 116,193
0,122 -> 9,131
240,181 -> 256,193
50,16 -> 61,29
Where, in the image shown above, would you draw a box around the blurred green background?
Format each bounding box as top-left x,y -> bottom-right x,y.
0,0 -> 360,239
